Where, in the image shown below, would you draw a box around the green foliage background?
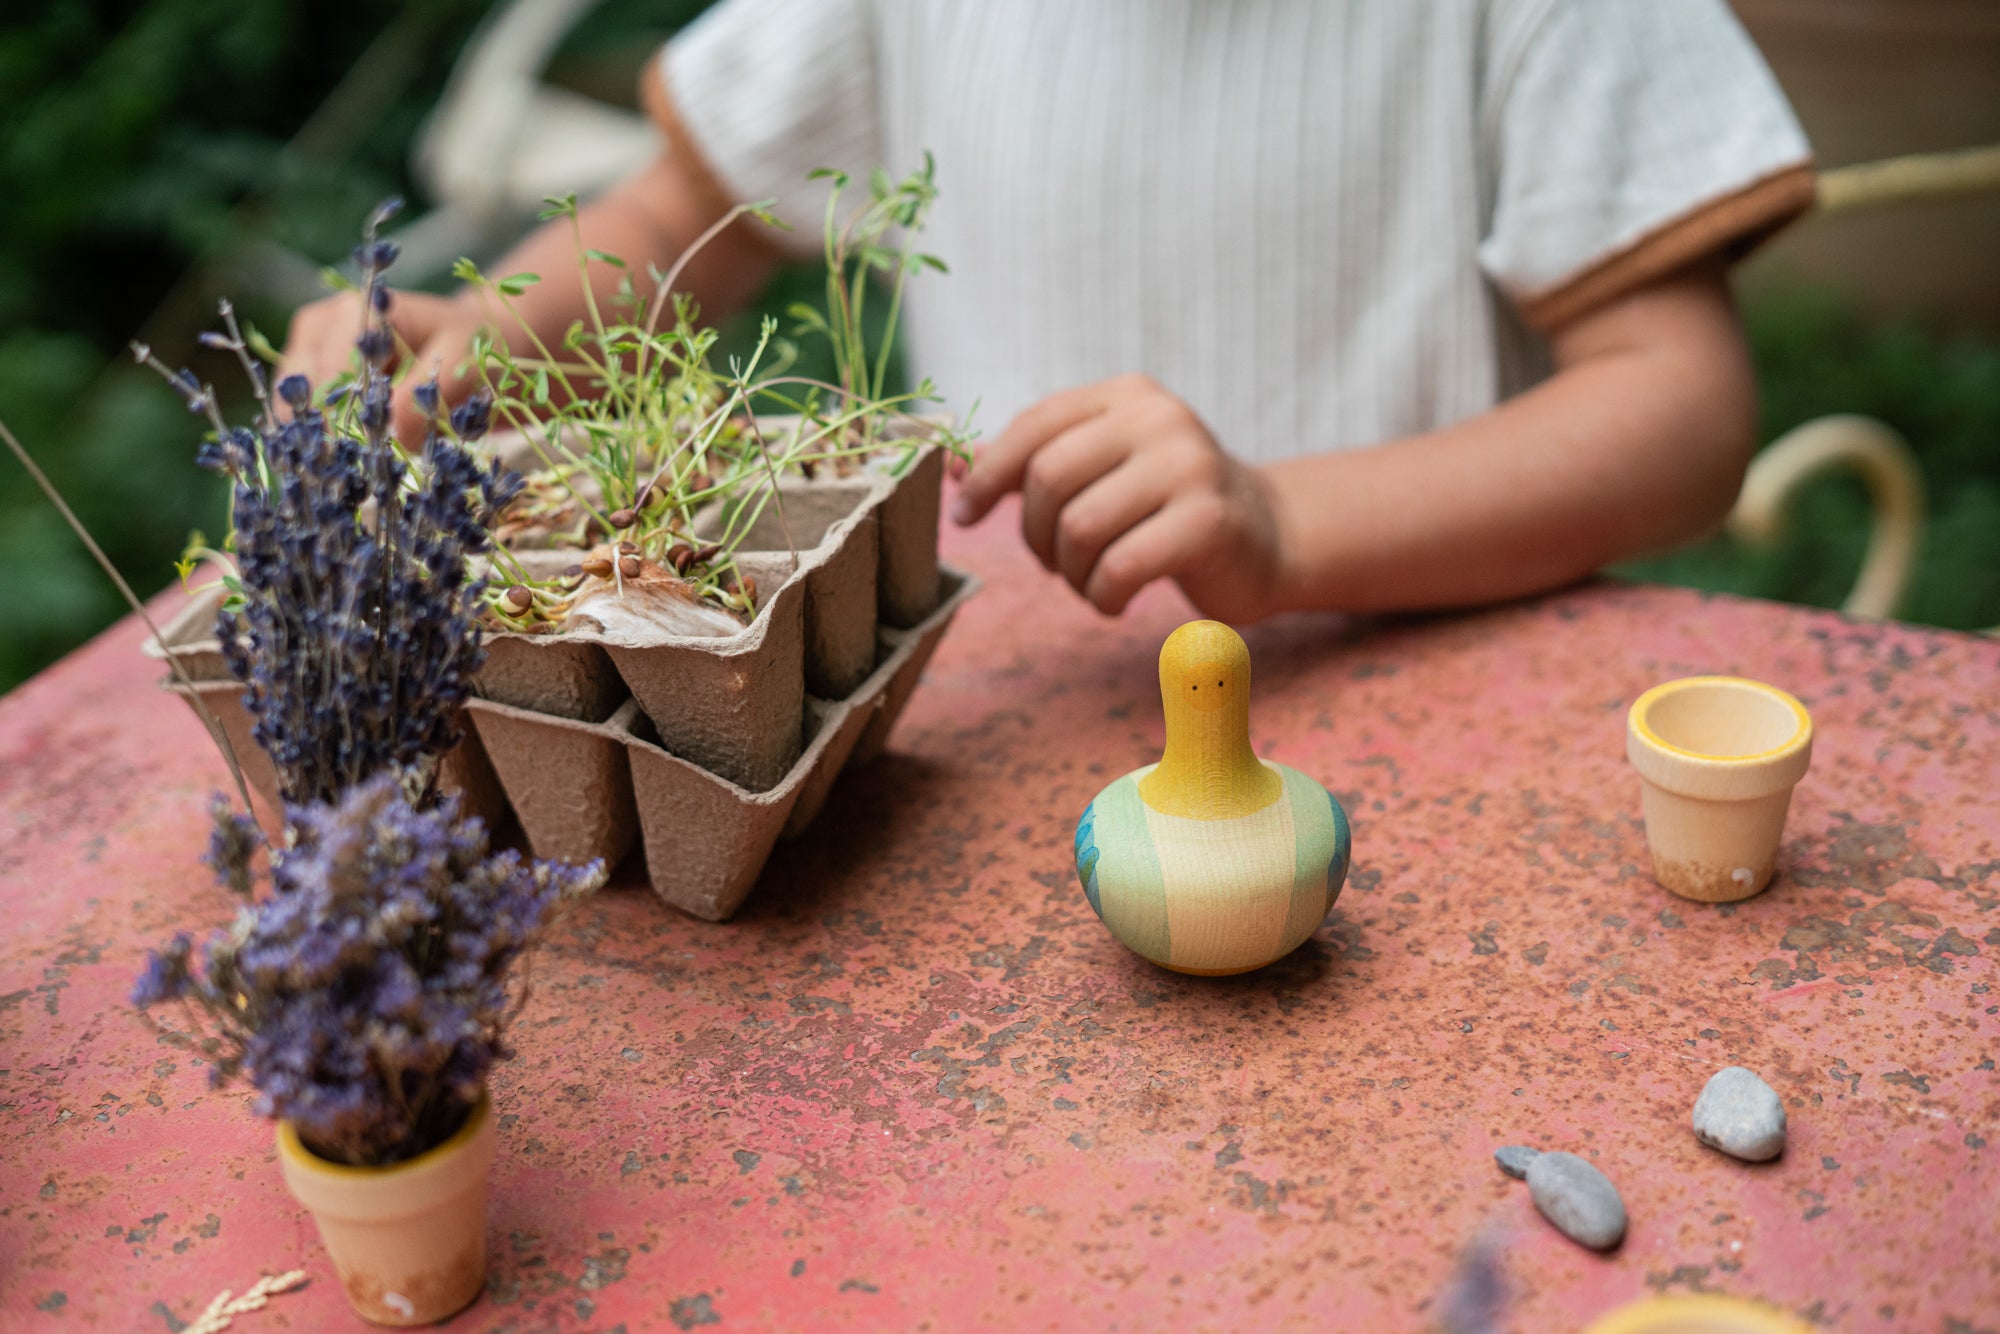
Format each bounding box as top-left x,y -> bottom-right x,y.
1615,288 -> 2000,629
1,3 -> 1995,696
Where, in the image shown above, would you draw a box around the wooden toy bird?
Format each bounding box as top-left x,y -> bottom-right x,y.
1074,620 -> 1350,975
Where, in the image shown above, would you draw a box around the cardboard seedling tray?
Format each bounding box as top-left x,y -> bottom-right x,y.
162,678 -> 511,837
474,438 -> 946,791
466,566 -> 977,920
142,586 -> 234,682
145,432 -> 950,836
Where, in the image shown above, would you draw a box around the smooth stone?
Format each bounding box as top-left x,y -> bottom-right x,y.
1494,1145 -> 1540,1179
1524,1152 -> 1627,1250
1693,1066 -> 1787,1162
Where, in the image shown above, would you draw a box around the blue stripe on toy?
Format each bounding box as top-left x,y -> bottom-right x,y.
1325,787 -> 1351,908
1074,803 -> 1103,918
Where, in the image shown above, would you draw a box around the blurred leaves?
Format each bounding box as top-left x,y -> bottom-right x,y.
0,1 -> 492,692
0,330 -> 218,685
0,0 -> 761,693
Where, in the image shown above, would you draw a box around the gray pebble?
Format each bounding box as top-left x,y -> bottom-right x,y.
1693,1066 -> 1786,1162
1525,1152 -> 1626,1250
1494,1145 -> 1539,1179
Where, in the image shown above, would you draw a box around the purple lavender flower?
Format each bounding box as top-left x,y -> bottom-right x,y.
131,934 -> 195,1009
153,204 -> 523,806
133,776 -> 604,1166
203,798 -> 263,896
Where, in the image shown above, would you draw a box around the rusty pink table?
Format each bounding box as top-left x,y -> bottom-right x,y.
4,503 -> 1997,1331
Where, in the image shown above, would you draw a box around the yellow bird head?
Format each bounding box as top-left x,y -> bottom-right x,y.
1159,619 -> 1251,726
1143,620 -> 1278,819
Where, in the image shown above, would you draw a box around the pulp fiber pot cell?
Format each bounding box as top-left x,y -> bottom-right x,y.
1626,676 -> 1813,902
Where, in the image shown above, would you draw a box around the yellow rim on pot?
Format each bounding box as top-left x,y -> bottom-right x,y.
1629,675 -> 1812,765
1582,1293 -> 1815,1334
277,1092 -> 491,1179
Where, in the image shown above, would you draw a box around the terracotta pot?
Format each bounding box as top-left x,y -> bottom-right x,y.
1626,676 -> 1813,902
276,1094 -> 496,1326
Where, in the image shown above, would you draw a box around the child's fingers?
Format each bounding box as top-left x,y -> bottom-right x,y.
279,290 -> 471,410
951,382 -> 1111,525
390,322 -> 483,445
1017,416 -> 1137,568
277,292 -> 368,392
1051,460 -> 1172,594
1082,498 -> 1220,617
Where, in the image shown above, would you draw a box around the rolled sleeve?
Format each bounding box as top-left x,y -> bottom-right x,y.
1478,0 -> 1815,331
648,0 -> 881,257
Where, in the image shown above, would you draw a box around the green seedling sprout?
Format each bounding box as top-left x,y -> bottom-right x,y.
444,165 -> 973,635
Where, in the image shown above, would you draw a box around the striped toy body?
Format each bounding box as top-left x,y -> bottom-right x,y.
1075,762 -> 1350,975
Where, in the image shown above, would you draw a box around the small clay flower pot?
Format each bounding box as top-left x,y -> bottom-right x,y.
1626,675 -> 1813,902
277,1094 -> 496,1326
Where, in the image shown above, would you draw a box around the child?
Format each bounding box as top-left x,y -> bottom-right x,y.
283,0 -> 1813,623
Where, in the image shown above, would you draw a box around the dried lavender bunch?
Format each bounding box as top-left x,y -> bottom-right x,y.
142,199 -> 521,806
133,773 -> 605,1166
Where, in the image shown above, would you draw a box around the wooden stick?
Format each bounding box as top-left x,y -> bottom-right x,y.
1817,144 -> 2000,215
0,413 -> 255,814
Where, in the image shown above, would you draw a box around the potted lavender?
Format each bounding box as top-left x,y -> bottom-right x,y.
123,202 -> 607,1325
134,779 -> 599,1325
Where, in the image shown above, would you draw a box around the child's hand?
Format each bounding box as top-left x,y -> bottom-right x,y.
950,374 -> 1287,620
280,290 -> 485,444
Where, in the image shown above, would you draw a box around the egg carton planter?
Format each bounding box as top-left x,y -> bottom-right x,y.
466,566 -> 975,920
476,437 -> 947,788
143,447 -> 974,919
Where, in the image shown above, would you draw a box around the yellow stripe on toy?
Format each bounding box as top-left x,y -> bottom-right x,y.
1077,621 -> 1351,975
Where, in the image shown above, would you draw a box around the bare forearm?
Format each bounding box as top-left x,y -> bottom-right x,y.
1264,263 -> 1757,613
462,151 -> 777,349
282,147 -> 782,439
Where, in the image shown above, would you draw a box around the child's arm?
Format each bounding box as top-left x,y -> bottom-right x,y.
279,149 -> 776,443
951,256 -> 1757,621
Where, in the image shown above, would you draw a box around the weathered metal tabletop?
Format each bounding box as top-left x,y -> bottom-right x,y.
4,502 -> 1997,1331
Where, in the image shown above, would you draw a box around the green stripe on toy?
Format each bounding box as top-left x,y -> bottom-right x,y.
1084,773 -> 1171,964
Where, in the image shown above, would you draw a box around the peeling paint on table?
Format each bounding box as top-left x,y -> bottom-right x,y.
2,498 -> 1996,1331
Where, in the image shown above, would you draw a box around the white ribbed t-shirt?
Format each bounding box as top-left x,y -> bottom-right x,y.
654,0 -> 1812,462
